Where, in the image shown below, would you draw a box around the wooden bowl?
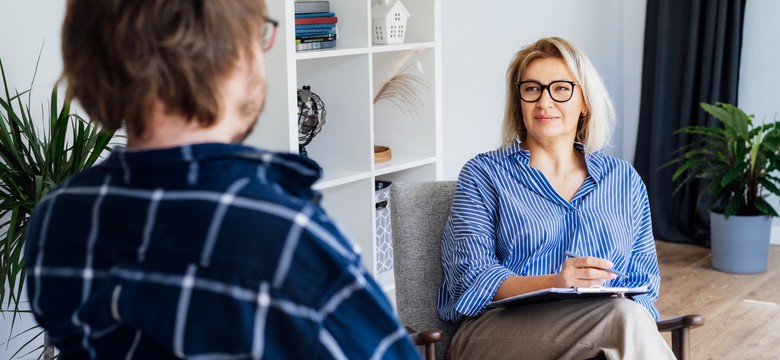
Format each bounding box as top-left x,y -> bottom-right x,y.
374,145 -> 392,163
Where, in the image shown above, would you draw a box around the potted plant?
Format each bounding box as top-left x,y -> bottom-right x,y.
0,59 -> 116,359
670,102 -> 780,273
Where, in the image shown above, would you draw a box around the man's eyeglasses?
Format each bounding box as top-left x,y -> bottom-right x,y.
515,80 -> 578,103
262,16 -> 279,52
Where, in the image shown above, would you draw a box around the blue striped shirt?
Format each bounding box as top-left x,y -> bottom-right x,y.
437,141 -> 661,322
25,143 -> 419,359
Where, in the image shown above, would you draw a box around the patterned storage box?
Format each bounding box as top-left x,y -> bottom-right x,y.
375,180 -> 393,274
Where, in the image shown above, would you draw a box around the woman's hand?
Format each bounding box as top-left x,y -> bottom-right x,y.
555,256 -> 617,288
493,257 -> 619,301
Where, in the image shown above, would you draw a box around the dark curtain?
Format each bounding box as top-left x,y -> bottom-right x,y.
633,0 -> 747,246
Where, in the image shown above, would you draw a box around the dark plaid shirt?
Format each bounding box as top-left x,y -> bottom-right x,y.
25,143 -> 419,359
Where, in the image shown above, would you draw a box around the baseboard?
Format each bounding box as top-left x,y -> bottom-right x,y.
772,223 -> 780,245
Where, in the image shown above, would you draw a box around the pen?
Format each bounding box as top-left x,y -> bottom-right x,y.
564,251 -> 628,278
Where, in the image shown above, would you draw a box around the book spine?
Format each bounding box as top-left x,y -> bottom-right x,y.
296,40 -> 337,51
296,34 -> 337,44
294,12 -> 335,18
295,25 -> 336,32
294,16 -> 338,25
295,30 -> 337,36
295,25 -> 336,33
294,1 -> 329,14
295,23 -> 335,30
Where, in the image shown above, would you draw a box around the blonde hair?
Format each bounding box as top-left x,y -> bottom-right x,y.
501,37 -> 615,153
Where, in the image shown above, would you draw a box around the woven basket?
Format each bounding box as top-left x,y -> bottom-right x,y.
374,145 -> 392,163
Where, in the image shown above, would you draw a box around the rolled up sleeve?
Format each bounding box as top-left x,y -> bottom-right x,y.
438,159 -> 515,322
618,173 -> 661,319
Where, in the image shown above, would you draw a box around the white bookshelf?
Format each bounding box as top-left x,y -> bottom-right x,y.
248,0 -> 442,303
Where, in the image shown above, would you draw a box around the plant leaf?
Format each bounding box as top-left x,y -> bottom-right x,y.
760,177 -> 780,197
720,165 -> 744,188
755,197 -> 779,217
723,194 -> 742,217
701,102 -> 750,140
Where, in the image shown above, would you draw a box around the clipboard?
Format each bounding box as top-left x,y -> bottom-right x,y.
486,285 -> 649,308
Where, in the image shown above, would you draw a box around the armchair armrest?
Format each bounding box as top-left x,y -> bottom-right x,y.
656,314 -> 705,360
406,327 -> 444,360
656,314 -> 705,332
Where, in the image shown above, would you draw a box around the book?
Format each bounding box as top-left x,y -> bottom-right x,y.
294,12 -> 335,18
294,1 -> 329,14
486,285 -> 649,308
295,16 -> 338,25
295,23 -> 336,30
295,30 -> 337,38
296,33 -> 337,39
296,40 -> 337,51
295,25 -> 336,33
295,29 -> 337,36
296,34 -> 337,44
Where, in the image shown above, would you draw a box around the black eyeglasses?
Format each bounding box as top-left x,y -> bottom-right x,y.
262,16 -> 279,52
515,80 -> 578,103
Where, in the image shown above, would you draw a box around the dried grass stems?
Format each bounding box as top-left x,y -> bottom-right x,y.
373,48 -> 429,115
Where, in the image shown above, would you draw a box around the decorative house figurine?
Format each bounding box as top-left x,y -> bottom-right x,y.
371,0 -> 410,45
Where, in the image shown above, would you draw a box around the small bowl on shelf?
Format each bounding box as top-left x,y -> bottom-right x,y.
374,145 -> 392,163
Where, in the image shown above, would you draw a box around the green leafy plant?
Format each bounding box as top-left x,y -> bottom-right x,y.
670,102 -> 780,218
0,58 -> 115,358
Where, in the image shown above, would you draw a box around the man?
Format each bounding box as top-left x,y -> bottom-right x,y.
24,1 -> 420,359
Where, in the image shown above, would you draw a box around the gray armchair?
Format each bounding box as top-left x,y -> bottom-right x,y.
390,181 -> 704,360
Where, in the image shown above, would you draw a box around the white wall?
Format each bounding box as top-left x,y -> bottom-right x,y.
621,1 -> 648,163
0,1 -> 66,112
738,0 -> 780,243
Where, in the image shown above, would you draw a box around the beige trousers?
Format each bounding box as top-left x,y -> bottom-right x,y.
448,297 -> 675,360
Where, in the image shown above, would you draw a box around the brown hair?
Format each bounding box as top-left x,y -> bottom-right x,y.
61,0 -> 267,135
501,37 -> 615,153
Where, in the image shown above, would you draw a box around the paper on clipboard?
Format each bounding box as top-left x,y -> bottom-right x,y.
486,285 -> 649,308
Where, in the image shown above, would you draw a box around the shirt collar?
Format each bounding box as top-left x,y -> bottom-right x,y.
102,143 -> 322,189
504,140 -> 605,183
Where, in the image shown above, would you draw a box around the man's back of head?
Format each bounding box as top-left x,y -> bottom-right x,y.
62,0 -> 268,147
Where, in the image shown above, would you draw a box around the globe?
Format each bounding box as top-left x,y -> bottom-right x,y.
297,85 -> 327,157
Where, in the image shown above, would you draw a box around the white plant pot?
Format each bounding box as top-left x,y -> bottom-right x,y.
710,211 -> 772,274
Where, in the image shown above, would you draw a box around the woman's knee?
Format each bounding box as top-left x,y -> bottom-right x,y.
603,298 -> 656,326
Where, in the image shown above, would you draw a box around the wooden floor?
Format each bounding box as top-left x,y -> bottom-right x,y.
656,240 -> 780,359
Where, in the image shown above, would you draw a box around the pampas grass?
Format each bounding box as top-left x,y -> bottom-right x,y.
373,48 -> 429,115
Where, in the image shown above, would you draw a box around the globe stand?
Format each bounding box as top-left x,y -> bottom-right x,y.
299,144 -> 309,158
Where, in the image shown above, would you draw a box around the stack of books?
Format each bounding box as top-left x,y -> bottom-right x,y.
295,1 -> 337,51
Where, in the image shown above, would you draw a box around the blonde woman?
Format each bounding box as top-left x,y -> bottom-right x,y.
439,37 -> 674,359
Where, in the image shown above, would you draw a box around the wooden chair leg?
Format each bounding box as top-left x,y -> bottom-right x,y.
424,343 -> 436,360
671,327 -> 690,360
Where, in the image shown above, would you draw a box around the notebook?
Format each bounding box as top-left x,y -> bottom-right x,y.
486,285 -> 649,307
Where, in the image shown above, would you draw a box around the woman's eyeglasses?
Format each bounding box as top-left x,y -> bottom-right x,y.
515,80 -> 578,103
262,16 -> 279,52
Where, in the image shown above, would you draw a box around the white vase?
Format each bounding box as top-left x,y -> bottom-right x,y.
710,211 -> 772,274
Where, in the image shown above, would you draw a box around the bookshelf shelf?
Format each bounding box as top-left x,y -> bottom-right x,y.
313,167 -> 372,191
374,154 -> 438,176
253,0 -> 442,305
295,46 -> 370,60
370,41 -> 436,54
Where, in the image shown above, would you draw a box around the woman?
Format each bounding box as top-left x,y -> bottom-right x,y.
438,37 -> 675,359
